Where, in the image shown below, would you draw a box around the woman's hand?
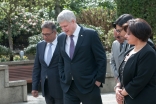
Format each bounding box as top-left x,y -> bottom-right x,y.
115,88 -> 124,104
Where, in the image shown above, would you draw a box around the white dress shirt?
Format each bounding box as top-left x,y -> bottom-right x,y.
65,24 -> 80,80
65,24 -> 81,56
44,37 -> 57,64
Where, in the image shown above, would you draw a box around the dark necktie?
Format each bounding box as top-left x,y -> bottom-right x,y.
46,43 -> 52,65
120,43 -> 123,52
69,35 -> 75,59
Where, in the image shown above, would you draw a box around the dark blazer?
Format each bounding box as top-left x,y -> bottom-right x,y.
122,44 -> 156,104
32,40 -> 63,98
58,26 -> 107,94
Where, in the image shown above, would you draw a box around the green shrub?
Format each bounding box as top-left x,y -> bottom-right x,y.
116,0 -> 156,45
0,45 -> 9,55
0,55 -> 9,62
77,7 -> 117,34
13,55 -> 21,61
0,55 -> 29,62
106,29 -> 115,52
24,35 -> 42,55
13,55 -> 28,61
81,24 -> 114,52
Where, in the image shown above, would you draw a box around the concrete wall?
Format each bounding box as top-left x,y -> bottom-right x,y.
100,58 -> 116,93
0,58 -> 115,95
0,65 -> 27,104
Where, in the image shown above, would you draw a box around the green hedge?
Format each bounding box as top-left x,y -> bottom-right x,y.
77,7 -> 117,34
116,0 -> 156,42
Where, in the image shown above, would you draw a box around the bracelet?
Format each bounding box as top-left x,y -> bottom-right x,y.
114,85 -> 120,91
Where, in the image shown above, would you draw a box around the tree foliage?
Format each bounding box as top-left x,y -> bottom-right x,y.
0,0 -> 118,58
77,7 -> 117,34
0,0 -> 57,60
24,35 -> 42,55
116,0 -> 156,42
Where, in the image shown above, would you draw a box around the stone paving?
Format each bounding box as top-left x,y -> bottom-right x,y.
12,92 -> 116,104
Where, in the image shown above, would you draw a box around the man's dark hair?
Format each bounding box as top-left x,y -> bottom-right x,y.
41,21 -> 56,31
112,14 -> 134,28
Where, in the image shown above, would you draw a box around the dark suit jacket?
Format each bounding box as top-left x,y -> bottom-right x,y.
122,44 -> 156,104
58,26 -> 107,94
32,40 -> 63,98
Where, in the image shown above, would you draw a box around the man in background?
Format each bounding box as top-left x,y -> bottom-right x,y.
110,14 -> 134,79
110,14 -> 156,79
32,21 -> 63,104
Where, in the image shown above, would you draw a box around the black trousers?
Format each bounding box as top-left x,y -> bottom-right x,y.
64,81 -> 102,104
44,79 -> 63,104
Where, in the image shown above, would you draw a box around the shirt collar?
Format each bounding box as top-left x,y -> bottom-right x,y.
47,37 -> 57,46
72,24 -> 81,37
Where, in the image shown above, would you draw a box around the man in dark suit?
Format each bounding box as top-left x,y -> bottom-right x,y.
32,21 -> 63,104
57,10 -> 107,104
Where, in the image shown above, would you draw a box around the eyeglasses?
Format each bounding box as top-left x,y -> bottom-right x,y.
115,28 -> 123,34
42,32 -> 54,36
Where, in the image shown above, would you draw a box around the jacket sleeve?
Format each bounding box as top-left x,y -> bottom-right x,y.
125,50 -> 156,98
91,30 -> 107,83
32,44 -> 41,91
57,34 -> 65,82
110,42 -> 118,78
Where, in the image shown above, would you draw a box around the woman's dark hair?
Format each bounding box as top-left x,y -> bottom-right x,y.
123,18 -> 152,42
112,14 -> 134,28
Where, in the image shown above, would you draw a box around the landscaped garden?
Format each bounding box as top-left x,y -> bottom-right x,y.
0,0 -> 156,62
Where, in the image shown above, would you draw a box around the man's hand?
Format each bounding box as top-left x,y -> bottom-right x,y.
95,81 -> 101,87
115,88 -> 124,104
32,90 -> 39,97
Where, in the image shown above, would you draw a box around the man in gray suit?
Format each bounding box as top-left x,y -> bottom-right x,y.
32,21 -> 63,104
110,14 -> 134,79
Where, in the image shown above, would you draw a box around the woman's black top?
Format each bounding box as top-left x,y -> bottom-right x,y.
119,61 -> 126,88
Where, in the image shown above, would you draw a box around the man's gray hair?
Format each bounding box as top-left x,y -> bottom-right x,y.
57,10 -> 76,23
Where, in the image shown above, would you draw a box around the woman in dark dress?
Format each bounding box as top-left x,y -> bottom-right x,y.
114,18 -> 156,104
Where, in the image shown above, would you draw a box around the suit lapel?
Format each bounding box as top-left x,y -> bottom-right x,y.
72,27 -> 85,60
119,42 -> 128,56
62,34 -> 71,60
49,44 -> 59,66
41,41 -> 47,65
51,44 -> 58,60
60,27 -> 85,60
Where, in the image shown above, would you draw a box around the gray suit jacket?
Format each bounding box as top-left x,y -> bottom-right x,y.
110,40 -> 130,78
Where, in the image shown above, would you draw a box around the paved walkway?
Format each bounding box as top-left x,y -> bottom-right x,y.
12,92 -> 116,104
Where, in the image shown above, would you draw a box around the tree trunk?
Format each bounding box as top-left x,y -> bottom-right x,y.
54,1 -> 62,19
8,19 -> 13,61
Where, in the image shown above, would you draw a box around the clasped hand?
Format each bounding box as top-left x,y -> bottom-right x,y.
115,88 -> 124,104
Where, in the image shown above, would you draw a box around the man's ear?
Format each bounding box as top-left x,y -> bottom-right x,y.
71,19 -> 76,24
